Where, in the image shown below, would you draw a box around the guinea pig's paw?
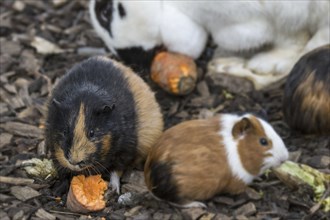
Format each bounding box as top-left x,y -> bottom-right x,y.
247,49 -> 299,76
110,171 -> 121,194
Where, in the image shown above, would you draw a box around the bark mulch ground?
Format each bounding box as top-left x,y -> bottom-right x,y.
0,1 -> 329,220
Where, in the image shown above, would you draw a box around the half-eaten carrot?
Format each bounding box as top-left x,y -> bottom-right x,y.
66,175 -> 107,213
151,52 -> 197,95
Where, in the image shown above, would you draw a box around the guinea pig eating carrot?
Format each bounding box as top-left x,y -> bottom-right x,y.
144,113 -> 289,208
45,56 -> 163,194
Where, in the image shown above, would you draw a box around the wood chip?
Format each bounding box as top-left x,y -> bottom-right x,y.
0,39 -> 21,56
235,202 -> 257,216
182,207 -> 206,220
77,47 -> 107,56
35,208 -> 56,220
0,176 -> 34,185
19,50 -> 40,76
0,193 -> 13,202
0,133 -> 13,148
200,213 -> 216,220
197,81 -> 210,97
0,211 -> 10,220
8,97 -> 26,109
3,84 -> 17,94
12,210 -> 24,220
213,213 -> 231,220
1,121 -> 43,139
13,1 -> 26,11
213,196 -> 235,205
245,187 -> 262,200
31,36 -> 64,54
10,186 -> 41,201
0,103 -> 9,116
122,183 -> 148,193
288,150 -> 302,162
37,140 -> 46,156
124,206 -> 143,217
236,215 -> 249,220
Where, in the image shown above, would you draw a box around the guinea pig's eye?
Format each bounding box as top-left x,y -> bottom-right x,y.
259,138 -> 268,146
89,130 -> 95,138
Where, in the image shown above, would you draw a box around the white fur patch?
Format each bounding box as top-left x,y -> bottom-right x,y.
89,0 -> 162,54
258,119 -> 289,173
219,114 -> 254,184
110,171 -> 121,194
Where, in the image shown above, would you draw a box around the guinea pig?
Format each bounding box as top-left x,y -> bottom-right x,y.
283,45 -> 330,134
45,56 -> 163,194
89,0 -> 330,89
144,113 -> 289,208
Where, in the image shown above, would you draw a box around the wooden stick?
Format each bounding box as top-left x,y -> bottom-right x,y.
0,176 -> 34,185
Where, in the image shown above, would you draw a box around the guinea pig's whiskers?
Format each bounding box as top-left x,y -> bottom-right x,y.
86,167 -> 91,176
91,162 -> 102,175
95,161 -> 111,175
89,164 -> 99,175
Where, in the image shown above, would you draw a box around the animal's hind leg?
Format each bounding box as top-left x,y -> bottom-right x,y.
208,57 -> 286,90
246,32 -> 310,77
303,27 -> 330,53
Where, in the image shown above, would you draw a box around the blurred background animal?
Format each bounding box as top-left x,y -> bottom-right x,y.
89,0 -> 330,89
283,45 -> 330,135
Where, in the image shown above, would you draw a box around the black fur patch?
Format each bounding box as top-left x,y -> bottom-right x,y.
149,162 -> 181,203
118,3 -> 126,18
116,46 -> 163,73
283,45 -> 330,133
95,0 -> 114,37
46,57 -> 138,175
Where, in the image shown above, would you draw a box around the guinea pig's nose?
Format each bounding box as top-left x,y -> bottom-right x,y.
76,161 -> 88,168
69,158 -> 85,167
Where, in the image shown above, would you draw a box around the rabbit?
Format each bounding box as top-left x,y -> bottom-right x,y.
89,0 -> 330,89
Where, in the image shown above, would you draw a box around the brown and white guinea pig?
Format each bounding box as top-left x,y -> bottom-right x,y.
144,113 -> 289,208
283,45 -> 330,135
45,56 -> 163,194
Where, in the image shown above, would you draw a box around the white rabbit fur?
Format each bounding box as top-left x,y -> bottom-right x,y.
89,0 -> 330,88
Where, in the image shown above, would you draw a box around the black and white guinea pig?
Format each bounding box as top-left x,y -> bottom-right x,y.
283,45 -> 330,134
89,0 -> 329,81
144,113 -> 289,208
45,56 -> 163,194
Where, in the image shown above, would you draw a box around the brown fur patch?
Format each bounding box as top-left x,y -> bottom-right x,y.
145,116 -> 248,203
236,116 -> 272,176
70,104 -> 97,165
54,145 -> 81,171
101,134 -> 111,161
296,71 -> 330,132
111,59 -> 164,162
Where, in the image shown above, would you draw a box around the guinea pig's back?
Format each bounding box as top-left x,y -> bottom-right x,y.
283,45 -> 330,134
144,117 -> 231,203
52,57 -> 132,97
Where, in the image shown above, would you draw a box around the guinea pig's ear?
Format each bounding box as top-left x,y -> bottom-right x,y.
96,104 -> 115,115
232,117 -> 252,138
102,104 -> 115,113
